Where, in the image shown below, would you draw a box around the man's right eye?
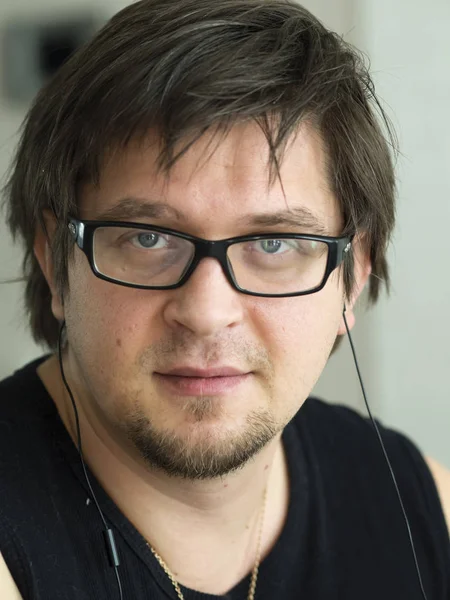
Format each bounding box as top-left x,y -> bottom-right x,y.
129,232 -> 165,249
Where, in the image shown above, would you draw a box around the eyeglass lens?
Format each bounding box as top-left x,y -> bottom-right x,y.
92,226 -> 329,294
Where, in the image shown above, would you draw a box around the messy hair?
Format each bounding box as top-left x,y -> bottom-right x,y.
3,0 -> 396,349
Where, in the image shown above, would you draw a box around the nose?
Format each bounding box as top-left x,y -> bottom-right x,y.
162,257 -> 245,337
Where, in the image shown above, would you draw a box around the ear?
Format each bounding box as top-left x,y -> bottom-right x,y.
33,210 -> 65,321
337,235 -> 371,336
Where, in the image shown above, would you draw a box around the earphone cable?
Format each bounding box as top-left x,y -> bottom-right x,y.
343,308 -> 428,600
58,322 -> 124,600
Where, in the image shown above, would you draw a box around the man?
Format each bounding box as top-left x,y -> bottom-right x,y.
1,0 -> 449,599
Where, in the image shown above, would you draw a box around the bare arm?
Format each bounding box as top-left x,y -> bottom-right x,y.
425,456 -> 450,536
0,553 -> 23,600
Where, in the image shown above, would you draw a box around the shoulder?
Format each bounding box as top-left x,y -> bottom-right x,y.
0,356 -> 52,420
424,456 -> 450,535
0,553 -> 23,600
0,357 -> 59,519
0,357 -> 48,391
294,398 -> 450,536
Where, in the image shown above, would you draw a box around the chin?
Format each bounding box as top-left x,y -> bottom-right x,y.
121,404 -> 279,479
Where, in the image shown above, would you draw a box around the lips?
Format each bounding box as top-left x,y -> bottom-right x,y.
154,366 -> 252,396
159,366 -> 249,378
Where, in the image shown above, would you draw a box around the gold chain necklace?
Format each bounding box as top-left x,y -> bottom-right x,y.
148,487 -> 268,600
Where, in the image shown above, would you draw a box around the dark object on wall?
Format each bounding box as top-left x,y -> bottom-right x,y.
2,14 -> 102,104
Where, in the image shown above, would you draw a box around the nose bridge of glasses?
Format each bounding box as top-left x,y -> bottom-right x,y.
189,238 -> 234,282
194,237 -> 229,260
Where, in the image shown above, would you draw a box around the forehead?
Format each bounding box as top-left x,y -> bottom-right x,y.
79,122 -> 342,236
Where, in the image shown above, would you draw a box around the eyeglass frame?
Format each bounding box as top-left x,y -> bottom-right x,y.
68,218 -> 352,298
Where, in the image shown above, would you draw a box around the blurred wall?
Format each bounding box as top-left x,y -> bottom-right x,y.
0,0 -> 448,465
0,1 -> 130,374
349,0 -> 450,465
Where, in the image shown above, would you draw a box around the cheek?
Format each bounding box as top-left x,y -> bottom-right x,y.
255,290 -> 343,396
64,260 -> 161,365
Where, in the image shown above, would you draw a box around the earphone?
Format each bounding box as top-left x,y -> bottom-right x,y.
57,315 -> 429,600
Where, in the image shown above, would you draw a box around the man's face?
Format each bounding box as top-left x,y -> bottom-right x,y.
61,123 -> 347,479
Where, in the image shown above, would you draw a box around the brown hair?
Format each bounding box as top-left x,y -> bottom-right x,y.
3,0 -> 397,349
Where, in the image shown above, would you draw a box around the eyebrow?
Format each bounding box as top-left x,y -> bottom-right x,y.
95,197 -> 330,235
96,197 -> 184,221
242,207 -> 329,235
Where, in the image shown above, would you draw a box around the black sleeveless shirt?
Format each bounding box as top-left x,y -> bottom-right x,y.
0,358 -> 449,600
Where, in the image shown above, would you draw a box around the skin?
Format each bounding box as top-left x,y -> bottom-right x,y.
0,554 -> 22,600
26,122 -> 448,596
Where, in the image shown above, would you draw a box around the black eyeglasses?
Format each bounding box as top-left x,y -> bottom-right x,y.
68,218 -> 351,298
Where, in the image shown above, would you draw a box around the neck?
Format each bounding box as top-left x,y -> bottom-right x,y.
38,355 -> 290,594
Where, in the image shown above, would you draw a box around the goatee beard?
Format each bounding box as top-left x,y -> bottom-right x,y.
123,406 -> 279,480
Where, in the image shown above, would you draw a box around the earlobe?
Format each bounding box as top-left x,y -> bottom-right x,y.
337,307 -> 355,336
33,213 -> 65,321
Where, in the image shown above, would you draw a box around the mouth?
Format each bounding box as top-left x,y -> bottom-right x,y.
153,372 -> 252,396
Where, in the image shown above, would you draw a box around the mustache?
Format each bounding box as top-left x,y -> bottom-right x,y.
138,334 -> 273,374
